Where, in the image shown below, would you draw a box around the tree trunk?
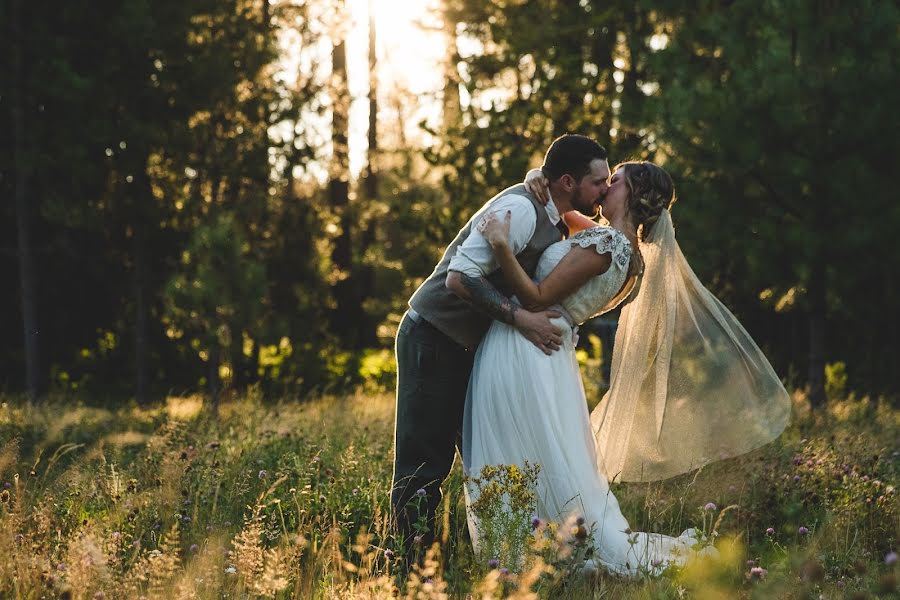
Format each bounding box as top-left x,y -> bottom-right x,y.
328,1 -> 359,346
807,1 -> 832,410
133,219 -> 149,404
11,0 -> 41,401
365,0 -> 378,204
352,0 -> 379,347
208,342 -> 221,411
442,9 -> 461,130
230,324 -> 246,390
807,260 -> 826,409
131,166 -> 155,405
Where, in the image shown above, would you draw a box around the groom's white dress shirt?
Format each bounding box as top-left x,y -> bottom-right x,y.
447,193 -> 561,278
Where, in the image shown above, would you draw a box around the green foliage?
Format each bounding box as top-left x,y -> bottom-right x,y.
165,213 -> 266,346
3,0 -> 900,399
357,349 -> 396,393
826,362 -> 849,401
647,0 -> 900,394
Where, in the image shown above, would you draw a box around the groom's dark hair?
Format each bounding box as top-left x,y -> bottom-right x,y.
541,134 -> 608,183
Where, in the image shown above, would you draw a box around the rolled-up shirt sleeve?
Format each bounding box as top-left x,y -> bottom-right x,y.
447,195 -> 537,277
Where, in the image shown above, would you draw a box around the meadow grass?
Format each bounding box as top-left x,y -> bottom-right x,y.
0,388 -> 897,599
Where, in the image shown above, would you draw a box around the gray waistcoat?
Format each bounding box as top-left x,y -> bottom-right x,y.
408,184 -> 563,351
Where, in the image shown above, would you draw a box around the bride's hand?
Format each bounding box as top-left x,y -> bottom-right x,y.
524,168 -> 550,205
476,210 -> 511,248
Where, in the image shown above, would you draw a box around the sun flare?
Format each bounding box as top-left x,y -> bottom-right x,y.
345,0 -> 446,172
349,0 -> 445,92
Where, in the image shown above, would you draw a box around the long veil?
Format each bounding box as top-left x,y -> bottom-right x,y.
591,211 -> 791,482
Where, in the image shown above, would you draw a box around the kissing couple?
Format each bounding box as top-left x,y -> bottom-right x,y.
391,134 -> 791,575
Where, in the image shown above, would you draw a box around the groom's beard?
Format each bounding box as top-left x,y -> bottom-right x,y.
572,187 -> 601,217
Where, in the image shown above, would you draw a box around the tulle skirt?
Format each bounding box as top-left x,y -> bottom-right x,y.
463,317 -> 702,576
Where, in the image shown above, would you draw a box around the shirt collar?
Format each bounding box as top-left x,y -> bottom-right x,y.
544,190 -> 561,225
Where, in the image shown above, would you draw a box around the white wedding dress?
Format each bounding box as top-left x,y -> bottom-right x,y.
463,226 -> 701,576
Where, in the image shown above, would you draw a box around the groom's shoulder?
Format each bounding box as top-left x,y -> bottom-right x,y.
488,182 -> 536,206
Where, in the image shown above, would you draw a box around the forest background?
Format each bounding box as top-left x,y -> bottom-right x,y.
3,0 -> 899,410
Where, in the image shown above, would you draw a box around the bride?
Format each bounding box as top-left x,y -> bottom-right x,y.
462,161 -> 791,576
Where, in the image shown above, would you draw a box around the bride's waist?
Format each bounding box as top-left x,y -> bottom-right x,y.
510,296 -> 576,329
550,307 -> 576,329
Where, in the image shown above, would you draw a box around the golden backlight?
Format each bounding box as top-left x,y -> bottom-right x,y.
345,0 -> 446,173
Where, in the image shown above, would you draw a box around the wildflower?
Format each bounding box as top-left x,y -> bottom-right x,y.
703,502 -> 717,511
746,559 -> 756,568
488,558 -> 500,569
766,527 -> 775,536
2,482 -> 9,489
415,488 -> 427,498
499,567 -> 510,577
94,592 -> 106,599
531,517 -> 542,530
319,494 -> 326,503
56,563 -> 66,571
836,579 -> 845,589
225,566 -> 236,574
573,524 -> 588,541
384,549 -> 394,561
793,475 -> 801,482
798,526 -> 809,535
190,544 -> 200,553
652,558 -> 663,568
413,535 -> 423,545
575,516 -> 585,525
887,551 -> 898,566
257,470 -> 267,479
749,566 -> 768,580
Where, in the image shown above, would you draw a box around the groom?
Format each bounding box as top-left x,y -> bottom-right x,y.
391,134 -> 611,553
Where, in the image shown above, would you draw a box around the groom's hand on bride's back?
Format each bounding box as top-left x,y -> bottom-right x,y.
515,309 -> 564,355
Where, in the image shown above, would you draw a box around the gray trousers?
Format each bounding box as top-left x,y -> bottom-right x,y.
390,311 -> 474,551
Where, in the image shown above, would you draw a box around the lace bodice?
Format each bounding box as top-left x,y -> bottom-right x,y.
534,226 -> 633,324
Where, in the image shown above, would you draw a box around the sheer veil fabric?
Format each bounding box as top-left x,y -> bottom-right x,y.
591,211 -> 792,482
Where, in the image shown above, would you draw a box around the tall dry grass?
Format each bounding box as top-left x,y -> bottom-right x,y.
0,389 -> 897,598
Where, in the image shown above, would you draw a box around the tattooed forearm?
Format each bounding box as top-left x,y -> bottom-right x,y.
459,273 -> 519,325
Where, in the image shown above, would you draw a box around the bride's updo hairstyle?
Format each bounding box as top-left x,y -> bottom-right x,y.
616,161 -> 676,240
